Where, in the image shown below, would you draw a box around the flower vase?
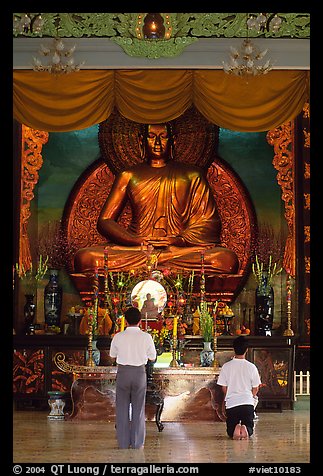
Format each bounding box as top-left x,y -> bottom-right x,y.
24,294 -> 36,335
86,339 -> 100,366
44,269 -> 62,328
200,341 -> 214,367
255,276 -> 274,336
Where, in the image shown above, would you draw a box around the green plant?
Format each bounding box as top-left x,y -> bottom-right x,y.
251,222 -> 285,288
198,301 -> 214,342
252,254 -> 282,289
15,255 -> 48,294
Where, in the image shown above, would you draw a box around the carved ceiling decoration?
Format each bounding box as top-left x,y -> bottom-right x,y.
13,13 -> 310,58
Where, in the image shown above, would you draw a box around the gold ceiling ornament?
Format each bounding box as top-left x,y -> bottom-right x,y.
19,126 -> 48,273
223,13 -> 281,76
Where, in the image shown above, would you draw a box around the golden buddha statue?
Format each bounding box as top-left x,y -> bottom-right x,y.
74,123 -> 239,274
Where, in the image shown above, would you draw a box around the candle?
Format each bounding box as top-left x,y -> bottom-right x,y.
173,316 -> 178,339
120,316 -> 125,332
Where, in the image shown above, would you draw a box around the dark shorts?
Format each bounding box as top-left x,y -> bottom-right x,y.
225,404 -> 254,437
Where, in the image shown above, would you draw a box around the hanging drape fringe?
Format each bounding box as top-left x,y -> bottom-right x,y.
13,70 -> 309,133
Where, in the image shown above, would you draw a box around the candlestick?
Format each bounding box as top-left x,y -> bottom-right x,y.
169,330 -> 179,367
86,322 -> 95,367
103,248 -> 109,307
283,274 -> 294,336
93,266 -> 99,328
120,315 -> 125,332
213,312 -> 218,368
200,250 -> 206,303
173,316 -> 178,338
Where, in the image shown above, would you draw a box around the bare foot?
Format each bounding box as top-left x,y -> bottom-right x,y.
240,424 -> 249,439
233,423 -> 242,440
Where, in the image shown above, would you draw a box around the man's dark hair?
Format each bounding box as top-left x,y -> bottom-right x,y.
125,306 -> 141,326
233,336 -> 248,355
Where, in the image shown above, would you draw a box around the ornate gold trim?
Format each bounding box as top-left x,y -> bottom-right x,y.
19,126 -> 48,271
266,122 -> 295,277
303,193 -> 310,210
53,352 -> 117,374
304,226 -> 310,243
305,287 -> 310,305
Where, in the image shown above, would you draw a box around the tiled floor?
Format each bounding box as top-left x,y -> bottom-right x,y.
13,409 -> 310,464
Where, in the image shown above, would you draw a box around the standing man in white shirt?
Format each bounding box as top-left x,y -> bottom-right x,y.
109,306 -> 157,449
217,336 -> 261,440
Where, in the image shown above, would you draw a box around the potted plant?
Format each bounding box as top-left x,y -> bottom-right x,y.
198,301 -> 214,366
251,222 -> 285,336
15,255 -> 48,334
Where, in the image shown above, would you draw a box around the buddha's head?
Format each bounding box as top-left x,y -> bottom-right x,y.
139,122 -> 175,163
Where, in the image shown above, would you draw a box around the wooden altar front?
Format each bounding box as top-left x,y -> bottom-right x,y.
59,364 -> 223,430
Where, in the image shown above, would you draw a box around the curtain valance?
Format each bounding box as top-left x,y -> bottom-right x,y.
13,69 -> 309,132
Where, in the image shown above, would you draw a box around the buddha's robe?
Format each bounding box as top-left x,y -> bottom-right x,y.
74,161 -> 239,274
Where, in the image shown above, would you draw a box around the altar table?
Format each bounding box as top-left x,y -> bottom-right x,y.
65,365 -> 223,429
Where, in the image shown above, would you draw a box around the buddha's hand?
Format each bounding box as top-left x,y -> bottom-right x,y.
146,238 -> 170,248
146,236 -> 185,247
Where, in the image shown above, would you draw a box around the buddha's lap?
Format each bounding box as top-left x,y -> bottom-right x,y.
74,244 -> 239,274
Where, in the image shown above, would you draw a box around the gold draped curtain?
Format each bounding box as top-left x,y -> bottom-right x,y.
13,70 -> 309,132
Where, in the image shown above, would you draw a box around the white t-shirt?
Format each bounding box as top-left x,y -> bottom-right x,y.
217,357 -> 261,409
109,326 -> 157,366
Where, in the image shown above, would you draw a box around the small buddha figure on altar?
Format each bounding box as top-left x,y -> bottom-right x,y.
141,293 -> 159,321
74,122 -> 239,274
79,307 -> 113,336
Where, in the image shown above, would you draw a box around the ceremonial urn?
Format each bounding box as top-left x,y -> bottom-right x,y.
200,341 -> 214,367
255,275 -> 274,336
23,294 -> 36,335
47,391 -> 66,420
